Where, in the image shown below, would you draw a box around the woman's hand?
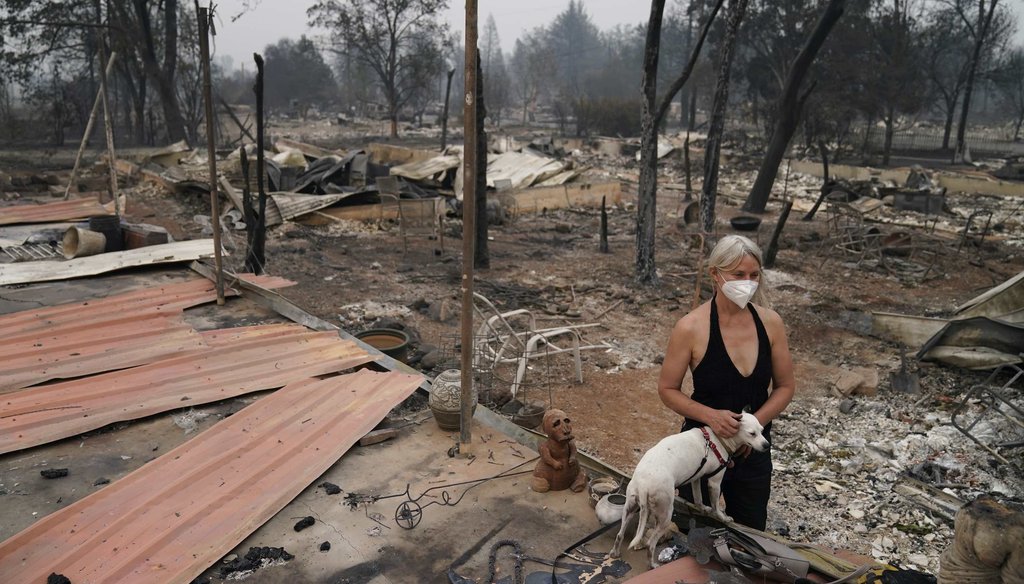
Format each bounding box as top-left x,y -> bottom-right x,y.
708,410 -> 742,438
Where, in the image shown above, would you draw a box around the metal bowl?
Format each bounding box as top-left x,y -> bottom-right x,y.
730,215 -> 762,231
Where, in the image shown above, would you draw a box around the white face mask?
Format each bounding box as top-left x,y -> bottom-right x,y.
720,278 -> 758,308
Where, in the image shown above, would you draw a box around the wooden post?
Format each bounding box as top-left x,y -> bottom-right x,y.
763,200 -> 793,268
97,38 -> 119,215
252,53 -> 267,275
440,68 -> 455,151
460,0 -> 478,453
683,130 -> 692,200
599,196 -> 609,253
198,3 -> 225,304
64,52 -> 118,200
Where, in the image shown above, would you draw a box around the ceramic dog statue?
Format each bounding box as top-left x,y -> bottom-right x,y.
609,412 -> 770,567
531,409 -> 587,493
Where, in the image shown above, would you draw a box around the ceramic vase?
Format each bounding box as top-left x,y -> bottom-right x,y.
428,369 -> 477,431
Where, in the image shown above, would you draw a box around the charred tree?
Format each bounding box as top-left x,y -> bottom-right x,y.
440,67 -> 455,151
635,0 -> 666,286
635,0 -> 723,285
249,53 -> 268,275
954,0 -> 1000,163
700,0 -> 748,238
803,139 -> 831,221
742,0 -> 846,214
474,55 -> 489,270
109,0 -> 188,143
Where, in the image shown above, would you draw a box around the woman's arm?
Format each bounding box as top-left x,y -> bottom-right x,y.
658,315 -> 742,437
755,308 -> 795,426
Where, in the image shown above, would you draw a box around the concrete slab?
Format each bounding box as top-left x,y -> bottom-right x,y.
188,411 -> 649,584
0,267 -> 655,583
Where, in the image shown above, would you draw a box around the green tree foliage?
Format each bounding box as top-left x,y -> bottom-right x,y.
262,36 -> 337,113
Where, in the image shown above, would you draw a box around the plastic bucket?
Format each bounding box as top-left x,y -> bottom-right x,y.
89,215 -> 123,252
63,227 -> 107,259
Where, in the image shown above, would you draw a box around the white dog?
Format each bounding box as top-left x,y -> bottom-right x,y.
609,412 -> 770,567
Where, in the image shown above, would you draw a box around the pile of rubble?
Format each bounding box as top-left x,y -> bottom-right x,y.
769,370 -> 1022,574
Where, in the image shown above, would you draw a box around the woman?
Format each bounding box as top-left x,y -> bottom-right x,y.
658,234 -> 795,530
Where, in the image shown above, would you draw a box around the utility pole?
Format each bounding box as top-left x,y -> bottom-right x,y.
459,0 -> 478,453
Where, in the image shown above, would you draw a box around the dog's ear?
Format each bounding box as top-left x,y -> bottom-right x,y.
741,405 -> 752,414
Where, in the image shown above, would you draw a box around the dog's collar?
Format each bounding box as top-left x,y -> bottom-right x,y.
701,427 -> 730,468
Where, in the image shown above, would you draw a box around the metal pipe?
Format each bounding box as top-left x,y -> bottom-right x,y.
460,0 -> 479,450
198,4 -> 225,304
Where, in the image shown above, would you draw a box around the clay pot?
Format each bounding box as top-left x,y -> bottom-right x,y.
588,476 -> 621,508
428,369 -> 477,431
595,493 -> 626,525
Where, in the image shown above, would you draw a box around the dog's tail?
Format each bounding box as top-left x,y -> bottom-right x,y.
627,492 -> 648,550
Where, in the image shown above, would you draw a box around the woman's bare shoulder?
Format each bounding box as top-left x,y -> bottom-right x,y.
673,301 -> 710,333
753,304 -> 787,333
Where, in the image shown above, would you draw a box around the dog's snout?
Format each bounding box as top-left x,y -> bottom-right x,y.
755,438 -> 770,451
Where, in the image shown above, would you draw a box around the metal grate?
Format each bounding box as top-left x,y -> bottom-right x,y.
951,364 -> 1024,466
2,242 -> 63,262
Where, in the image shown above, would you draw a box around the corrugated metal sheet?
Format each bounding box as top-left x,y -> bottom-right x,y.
200,322 -> 308,346
0,275 -> 292,339
0,314 -> 204,392
0,197 -> 112,226
486,151 -> 567,190
0,276 -> 297,391
0,369 -> 422,584
0,240 -> 219,285
268,192 -> 348,221
390,154 -> 461,181
0,329 -> 373,454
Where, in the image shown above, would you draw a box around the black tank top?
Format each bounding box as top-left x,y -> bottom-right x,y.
683,297 -> 773,440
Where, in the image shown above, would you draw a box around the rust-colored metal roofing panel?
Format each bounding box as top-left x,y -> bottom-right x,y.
0,314 -> 205,392
0,197 -> 112,226
199,322 -> 309,346
0,275 -> 293,339
0,330 -> 373,454
0,369 -> 423,584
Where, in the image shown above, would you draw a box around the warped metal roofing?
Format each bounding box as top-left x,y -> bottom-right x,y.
0,275 -> 295,391
0,369 -> 423,584
0,328 -> 373,454
0,240 -> 217,285
0,196 -> 112,226
0,314 -> 203,392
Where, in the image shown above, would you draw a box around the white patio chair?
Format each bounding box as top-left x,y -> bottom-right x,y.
472,292 -> 608,398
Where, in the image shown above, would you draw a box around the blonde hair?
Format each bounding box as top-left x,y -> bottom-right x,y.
707,235 -> 770,307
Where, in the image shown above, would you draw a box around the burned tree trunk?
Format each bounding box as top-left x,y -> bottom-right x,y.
701,0 -> 748,237
803,139 -> 831,221
635,0 -> 666,286
882,104 -> 896,166
248,53 -> 268,275
474,55 -> 489,270
954,0 -> 1000,163
130,0 -> 188,143
636,0 -> 723,285
742,0 -> 846,214
440,68 -> 455,151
